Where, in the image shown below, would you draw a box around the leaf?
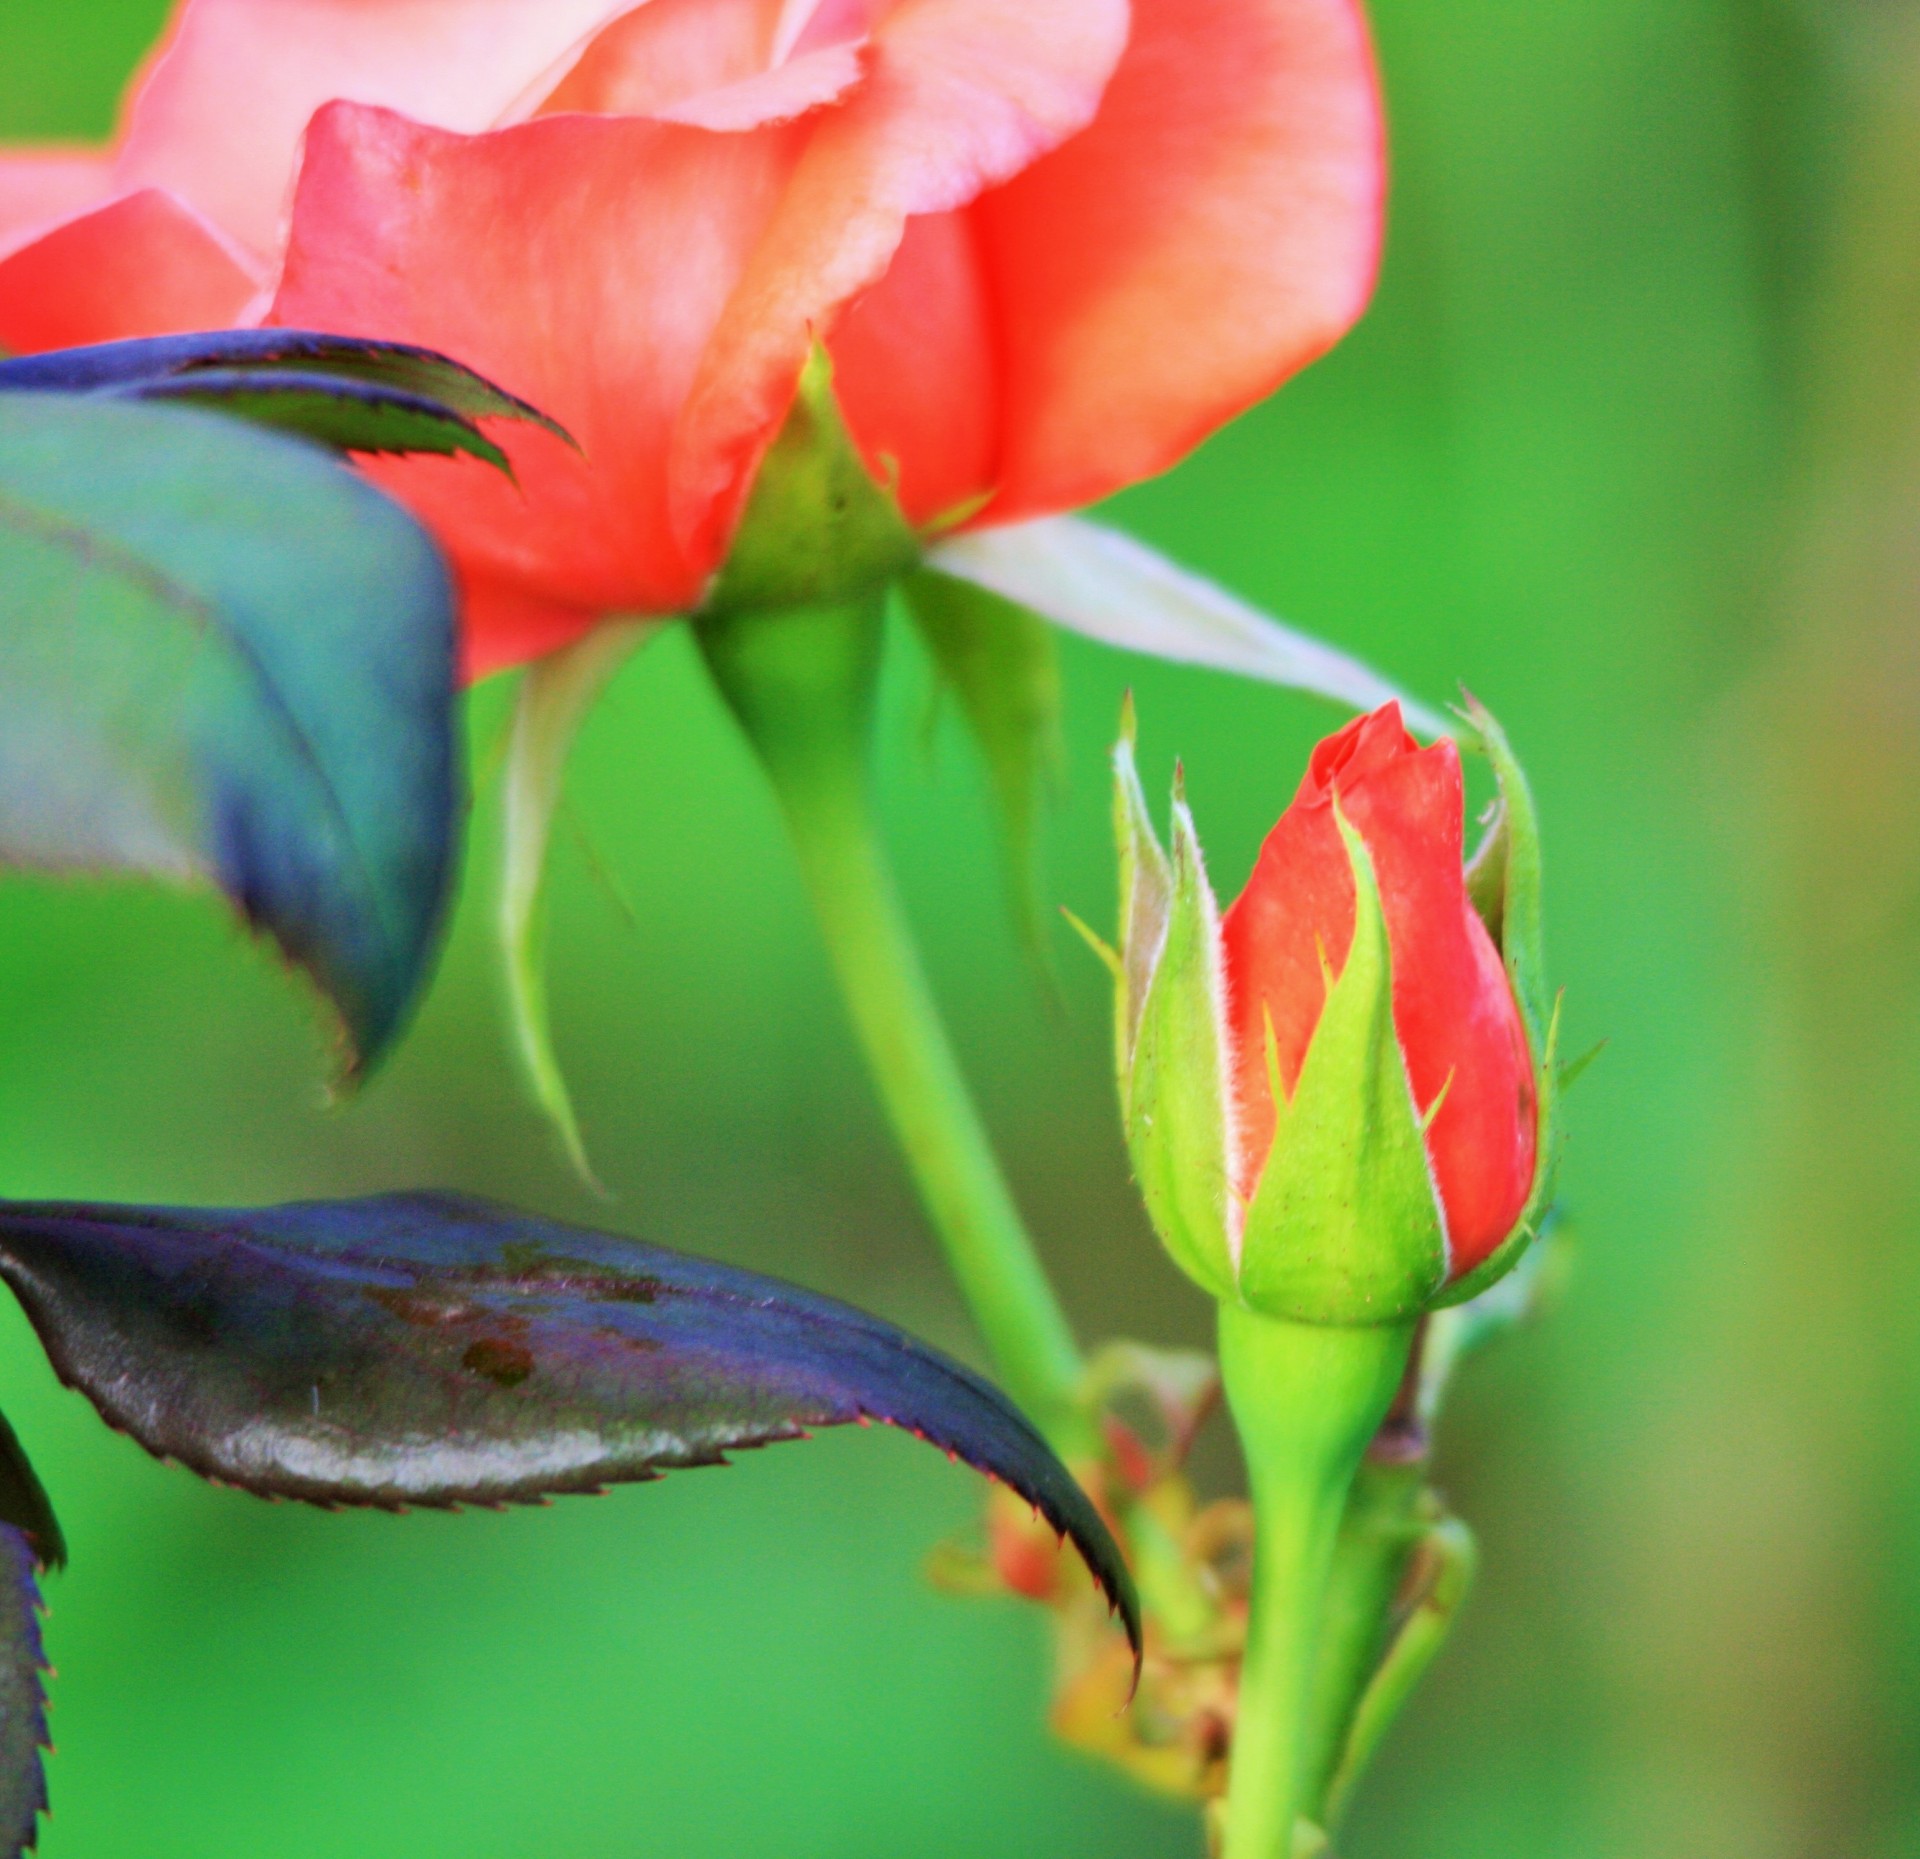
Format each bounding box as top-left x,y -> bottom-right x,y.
0,1528 -> 48,1859
0,329 -> 568,468
930,517 -> 1450,738
500,619 -> 661,1186
0,1418 -> 60,1575
0,392 -> 460,1081
0,1191 -> 1140,1654
899,568 -> 1063,956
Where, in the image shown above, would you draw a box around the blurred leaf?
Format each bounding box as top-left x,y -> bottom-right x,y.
0,1192 -> 1140,1652
0,393 -> 459,1081
0,1528 -> 48,1859
931,517 -> 1448,737
0,1416 -> 60,1575
899,568 -> 1063,955
0,329 -> 567,467
500,619 -> 660,1187
1320,1510 -> 1476,1830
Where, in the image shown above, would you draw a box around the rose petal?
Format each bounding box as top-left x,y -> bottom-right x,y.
669,0 -> 1129,564
0,188 -> 261,355
114,0 -> 646,254
829,209 -> 995,524
976,0 -> 1384,520
274,101 -> 803,632
541,0 -> 866,127
1221,714 -> 1537,1271
0,151 -> 112,254
459,572 -> 608,684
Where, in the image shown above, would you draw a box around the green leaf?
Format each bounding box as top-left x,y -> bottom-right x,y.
1122,774 -> 1240,1302
899,567 -> 1063,955
704,346 -> 917,618
1320,1506 -> 1476,1828
0,1191 -> 1139,1655
500,619 -> 660,1186
1238,809 -> 1448,1324
0,393 -> 460,1081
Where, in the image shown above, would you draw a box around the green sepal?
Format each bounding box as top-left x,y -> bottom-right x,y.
1319,1502 -> 1477,1829
499,618 -> 660,1189
898,567 -> 1063,956
1238,809 -> 1447,1326
704,345 -> 918,619
1109,704 -> 1174,1125
1459,696 -> 1547,1051
1121,767 -> 1239,1302
1434,698 -> 1563,1308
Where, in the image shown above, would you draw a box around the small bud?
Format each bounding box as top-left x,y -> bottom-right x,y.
1109,703 -> 1551,1324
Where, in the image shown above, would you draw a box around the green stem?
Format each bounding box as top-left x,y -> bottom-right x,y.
698,596 -> 1089,1453
1218,1306 -> 1413,1859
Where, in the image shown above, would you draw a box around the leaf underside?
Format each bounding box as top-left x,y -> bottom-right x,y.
0,1529 -> 48,1859
0,392 -> 460,1080
0,329 -> 567,469
0,1193 -> 1139,1653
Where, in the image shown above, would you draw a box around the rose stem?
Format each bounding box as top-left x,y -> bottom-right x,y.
698,593 -> 1092,1456
1217,1304 -> 1414,1859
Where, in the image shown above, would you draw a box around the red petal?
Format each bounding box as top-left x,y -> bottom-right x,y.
114,0 -> 643,254
669,0 -> 1128,565
458,572 -> 606,684
273,101 -> 805,643
828,209 -> 997,525
1221,713 -> 1536,1273
974,0 -> 1383,522
0,188 -> 260,355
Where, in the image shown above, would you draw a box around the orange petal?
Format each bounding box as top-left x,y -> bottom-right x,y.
540,0 -> 865,125
976,0 -> 1384,521
0,188 -> 261,355
670,0 -> 1129,566
0,151 -> 113,253
458,572 -> 607,685
113,0 -> 645,254
273,101 -> 805,639
828,209 -> 996,525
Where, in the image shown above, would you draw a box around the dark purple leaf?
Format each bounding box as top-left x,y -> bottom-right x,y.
0,329 -> 568,458
0,1529 -> 48,1859
0,1420 -> 60,1576
0,1194 -> 1138,1652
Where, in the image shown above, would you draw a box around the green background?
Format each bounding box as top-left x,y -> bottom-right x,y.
4,4 -> 1913,1855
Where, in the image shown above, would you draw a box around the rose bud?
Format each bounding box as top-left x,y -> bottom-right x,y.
1105,698 -> 1555,1326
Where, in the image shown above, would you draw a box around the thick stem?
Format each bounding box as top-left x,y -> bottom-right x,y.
1218,1306 -> 1414,1859
698,596 -> 1089,1452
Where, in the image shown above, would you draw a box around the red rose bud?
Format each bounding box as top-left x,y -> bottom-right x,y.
1108,699 -> 1554,1325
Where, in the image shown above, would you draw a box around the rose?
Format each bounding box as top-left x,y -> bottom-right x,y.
1,0 -> 1384,678
1109,700 -> 1547,1324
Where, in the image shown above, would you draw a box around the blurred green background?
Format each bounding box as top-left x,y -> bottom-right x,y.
5,3 -> 1916,1855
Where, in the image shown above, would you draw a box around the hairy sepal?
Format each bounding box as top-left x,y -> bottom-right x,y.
1436,700 -> 1559,1307
1121,776 -> 1239,1302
